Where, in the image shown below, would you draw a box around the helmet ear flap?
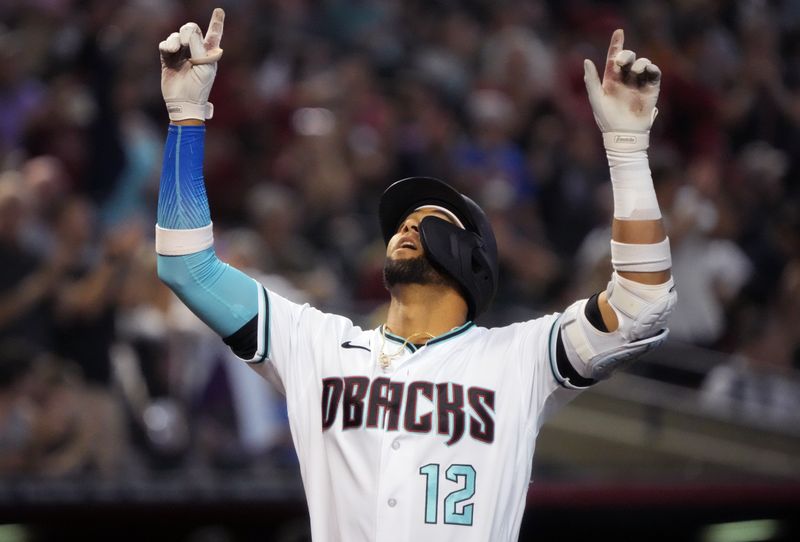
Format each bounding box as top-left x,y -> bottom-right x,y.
420,216 -> 497,320
471,246 -> 493,281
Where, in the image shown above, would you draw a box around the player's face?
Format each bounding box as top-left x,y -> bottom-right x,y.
386,208 -> 457,260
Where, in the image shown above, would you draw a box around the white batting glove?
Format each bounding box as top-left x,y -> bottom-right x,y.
159,8 -> 225,122
584,29 -> 661,152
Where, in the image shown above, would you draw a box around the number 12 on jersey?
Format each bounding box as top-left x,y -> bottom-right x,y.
419,463 -> 476,526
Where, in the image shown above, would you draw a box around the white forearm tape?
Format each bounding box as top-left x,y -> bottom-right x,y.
607,148 -> 661,221
610,237 -> 671,272
155,223 -> 214,255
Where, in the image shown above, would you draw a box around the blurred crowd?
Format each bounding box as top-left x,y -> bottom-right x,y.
1,0 -> 800,480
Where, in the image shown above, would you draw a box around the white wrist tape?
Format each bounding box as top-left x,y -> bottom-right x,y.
166,101 -> 214,122
607,148 -> 661,221
155,223 -> 214,255
610,237 -> 671,272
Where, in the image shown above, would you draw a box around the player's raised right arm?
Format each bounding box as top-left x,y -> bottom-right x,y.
155,9 -> 266,362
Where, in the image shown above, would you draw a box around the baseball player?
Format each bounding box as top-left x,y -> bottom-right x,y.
156,9 -> 676,541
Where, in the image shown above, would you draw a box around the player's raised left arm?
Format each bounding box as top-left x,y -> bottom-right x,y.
552,30 -> 676,387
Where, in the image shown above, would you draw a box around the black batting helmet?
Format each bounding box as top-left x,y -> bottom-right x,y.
379,177 -> 499,320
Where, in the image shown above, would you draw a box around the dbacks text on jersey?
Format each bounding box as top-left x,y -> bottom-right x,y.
321,377 -> 495,445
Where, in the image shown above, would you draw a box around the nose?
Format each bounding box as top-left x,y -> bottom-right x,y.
400,217 -> 420,234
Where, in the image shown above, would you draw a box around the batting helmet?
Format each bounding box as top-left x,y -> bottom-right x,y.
379,177 -> 499,320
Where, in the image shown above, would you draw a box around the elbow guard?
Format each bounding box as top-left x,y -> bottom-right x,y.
560,272 -> 676,381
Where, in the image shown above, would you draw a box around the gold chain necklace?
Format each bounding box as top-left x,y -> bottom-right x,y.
378,326 -> 435,371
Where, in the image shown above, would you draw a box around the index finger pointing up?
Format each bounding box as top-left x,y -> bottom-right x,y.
204,8 -> 225,50
604,29 -> 625,79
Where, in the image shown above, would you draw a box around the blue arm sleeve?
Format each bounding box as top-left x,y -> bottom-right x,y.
156,125 -> 258,338
158,125 -> 211,229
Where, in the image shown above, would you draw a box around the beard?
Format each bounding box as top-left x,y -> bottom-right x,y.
383,254 -> 457,290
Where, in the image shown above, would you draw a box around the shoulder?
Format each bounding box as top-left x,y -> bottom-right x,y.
472,313 -> 561,356
482,312 -> 560,339
265,288 -> 364,344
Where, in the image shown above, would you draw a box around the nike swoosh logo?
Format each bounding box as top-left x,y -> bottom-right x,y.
341,341 -> 370,352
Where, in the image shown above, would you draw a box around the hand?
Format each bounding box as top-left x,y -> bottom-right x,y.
159,8 -> 225,122
583,29 -> 661,152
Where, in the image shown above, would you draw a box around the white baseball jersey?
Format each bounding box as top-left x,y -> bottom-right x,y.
245,286 -> 582,542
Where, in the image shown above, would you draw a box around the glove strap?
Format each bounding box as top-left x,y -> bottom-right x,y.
603,131 -> 649,153
167,101 -> 214,122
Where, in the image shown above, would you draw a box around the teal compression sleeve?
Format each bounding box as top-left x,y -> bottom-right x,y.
156,125 -> 258,338
157,248 -> 258,337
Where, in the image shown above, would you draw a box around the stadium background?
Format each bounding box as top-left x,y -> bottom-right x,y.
1,0 -> 799,540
